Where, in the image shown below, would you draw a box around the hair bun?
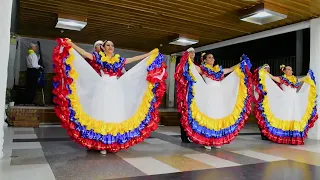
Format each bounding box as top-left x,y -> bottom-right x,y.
280,64 -> 285,72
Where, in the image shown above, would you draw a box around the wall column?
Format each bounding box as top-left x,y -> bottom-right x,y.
166,56 -> 176,108
308,17 -> 320,140
296,30 -> 303,76
0,0 -> 13,159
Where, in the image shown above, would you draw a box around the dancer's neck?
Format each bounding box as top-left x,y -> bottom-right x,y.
105,53 -> 113,58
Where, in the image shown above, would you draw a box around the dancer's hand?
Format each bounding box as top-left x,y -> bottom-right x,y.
149,48 -> 159,55
65,38 -> 72,44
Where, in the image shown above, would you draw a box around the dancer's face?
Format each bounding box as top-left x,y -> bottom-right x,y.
189,51 -> 195,60
205,54 -> 215,66
31,44 -> 37,52
284,66 -> 293,76
264,66 -> 270,73
104,41 -> 114,55
94,44 -> 102,52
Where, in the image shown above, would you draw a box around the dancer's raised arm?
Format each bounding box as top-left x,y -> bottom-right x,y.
267,72 -> 281,83
126,49 -> 158,64
298,73 -> 309,82
66,39 -> 93,60
223,55 -> 249,74
223,63 -> 239,75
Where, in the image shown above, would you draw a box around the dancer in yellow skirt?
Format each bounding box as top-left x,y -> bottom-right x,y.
52,38 -> 167,154
254,64 -> 318,144
175,50 -> 252,149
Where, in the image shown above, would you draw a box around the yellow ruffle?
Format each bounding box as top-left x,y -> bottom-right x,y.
28,49 -> 35,55
66,48 -> 159,135
259,68 -> 317,131
203,64 -> 221,72
99,52 -> 121,63
282,74 -> 297,84
188,59 -> 248,131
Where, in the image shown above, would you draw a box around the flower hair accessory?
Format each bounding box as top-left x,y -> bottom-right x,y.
200,52 -> 206,63
280,64 -> 286,71
263,64 -> 270,70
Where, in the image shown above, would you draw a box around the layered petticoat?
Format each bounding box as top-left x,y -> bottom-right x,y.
254,67 -> 318,145
52,39 -> 167,152
175,53 -> 253,146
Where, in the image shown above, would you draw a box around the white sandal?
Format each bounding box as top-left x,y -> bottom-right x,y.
100,150 -> 107,155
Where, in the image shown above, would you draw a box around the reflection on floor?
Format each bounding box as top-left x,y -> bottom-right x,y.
1,124 -> 320,180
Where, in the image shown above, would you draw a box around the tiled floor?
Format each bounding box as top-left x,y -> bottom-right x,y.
1,124 -> 320,180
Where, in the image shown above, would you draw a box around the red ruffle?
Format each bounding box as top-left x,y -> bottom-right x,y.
279,77 -> 299,89
52,38 -> 167,152
255,106 -> 318,145
200,66 -> 224,81
175,52 -> 253,146
90,54 -> 125,77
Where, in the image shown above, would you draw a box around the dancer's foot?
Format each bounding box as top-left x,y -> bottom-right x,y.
204,146 -> 212,150
182,138 -> 190,143
87,149 -> 96,152
100,150 -> 107,155
214,146 -> 221,149
261,134 -> 269,141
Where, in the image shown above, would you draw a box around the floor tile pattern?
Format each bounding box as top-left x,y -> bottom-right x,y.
1,124 -> 320,180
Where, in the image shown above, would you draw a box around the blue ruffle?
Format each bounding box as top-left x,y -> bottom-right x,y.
93,52 -> 126,73
201,64 -> 224,80
279,76 -> 300,88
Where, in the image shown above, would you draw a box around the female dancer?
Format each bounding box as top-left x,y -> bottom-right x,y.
180,47 -> 195,143
52,38 -> 167,154
254,64 -> 318,145
175,51 -> 252,150
253,64 -> 270,140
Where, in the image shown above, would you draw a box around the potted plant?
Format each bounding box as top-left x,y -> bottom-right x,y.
6,88 -> 16,106
5,88 -> 14,126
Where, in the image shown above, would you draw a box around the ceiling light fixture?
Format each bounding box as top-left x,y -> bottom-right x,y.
169,37 -> 199,46
240,4 -> 287,25
55,17 -> 87,31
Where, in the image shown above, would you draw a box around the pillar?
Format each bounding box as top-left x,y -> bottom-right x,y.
296,30 -> 303,76
308,17 -> 320,140
7,38 -> 17,88
166,56 -> 176,108
0,0 -> 13,159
